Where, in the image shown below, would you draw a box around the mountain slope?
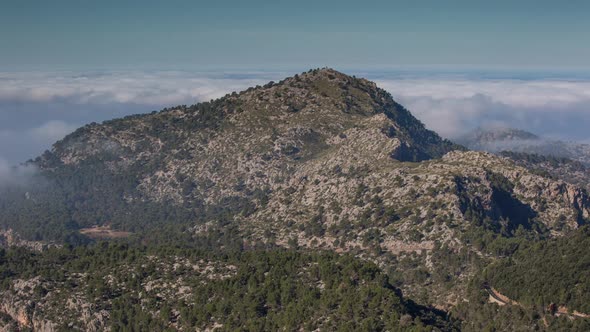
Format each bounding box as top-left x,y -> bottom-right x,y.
0,247 -> 457,331
499,151 -> 590,192
2,68 -> 461,242
1,69 -> 590,329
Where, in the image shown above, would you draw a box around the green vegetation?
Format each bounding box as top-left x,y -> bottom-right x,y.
499,151 -> 582,169
0,244 -> 457,331
484,226 -> 590,313
452,280 -> 590,332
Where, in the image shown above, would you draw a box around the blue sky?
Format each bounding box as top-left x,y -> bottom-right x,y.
2,0 -> 590,69
1,1 -> 590,166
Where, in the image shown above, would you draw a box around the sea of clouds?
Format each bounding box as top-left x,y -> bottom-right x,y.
1,69 -> 590,166
375,76 -> 590,140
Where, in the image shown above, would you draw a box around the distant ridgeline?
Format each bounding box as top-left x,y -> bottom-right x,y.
456,126 -> 590,166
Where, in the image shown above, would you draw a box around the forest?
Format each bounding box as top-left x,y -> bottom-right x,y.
0,244 -> 456,331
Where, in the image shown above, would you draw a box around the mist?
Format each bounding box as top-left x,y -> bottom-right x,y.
0,158 -> 38,188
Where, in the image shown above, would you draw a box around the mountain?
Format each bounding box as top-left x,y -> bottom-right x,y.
1,68 -> 590,330
456,126 -> 590,165
2,68 -> 462,243
457,126 -> 539,146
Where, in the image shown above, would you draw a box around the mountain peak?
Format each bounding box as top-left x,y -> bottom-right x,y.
260,67 -> 378,100
24,68 -> 465,244
251,67 -> 377,98
455,126 -> 539,152
49,68 -> 458,170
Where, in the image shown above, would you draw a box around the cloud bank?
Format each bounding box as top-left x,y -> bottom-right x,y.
375,77 -> 590,140
1,69 -> 590,164
0,71 -> 283,106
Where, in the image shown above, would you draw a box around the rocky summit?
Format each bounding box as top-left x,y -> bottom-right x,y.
1,69 -> 590,331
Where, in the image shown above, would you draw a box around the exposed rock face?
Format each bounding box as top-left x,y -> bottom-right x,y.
0,278 -> 58,332
0,229 -> 58,251
0,256 -> 239,331
240,148 -> 590,253
559,184 -> 590,221
1,68 -> 460,241
31,68 -> 588,248
498,151 -> 590,193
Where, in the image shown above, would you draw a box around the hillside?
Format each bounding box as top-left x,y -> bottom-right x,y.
1,68 -> 460,243
1,68 -> 590,330
499,151 -> 590,192
0,246 -> 456,331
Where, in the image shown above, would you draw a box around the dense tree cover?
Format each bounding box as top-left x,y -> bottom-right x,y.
0,173 -> 91,244
0,160 -> 268,244
483,226 -> 590,314
451,277 -> 590,332
0,244 -> 457,331
429,223 -> 590,331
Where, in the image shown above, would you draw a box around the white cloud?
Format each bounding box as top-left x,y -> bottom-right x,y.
376,78 -> 590,107
0,71 -> 280,106
375,78 -> 590,139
